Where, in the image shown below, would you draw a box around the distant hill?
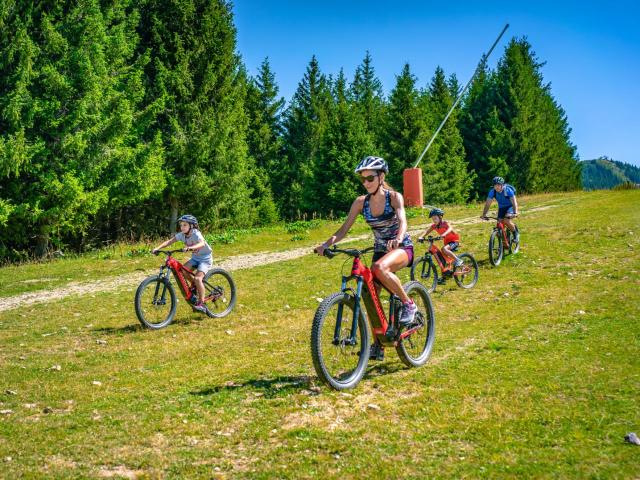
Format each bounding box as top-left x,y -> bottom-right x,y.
581,157 -> 640,190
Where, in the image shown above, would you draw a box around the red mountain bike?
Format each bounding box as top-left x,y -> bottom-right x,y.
134,249 -> 236,329
483,214 -> 520,266
410,237 -> 479,292
311,245 -> 435,390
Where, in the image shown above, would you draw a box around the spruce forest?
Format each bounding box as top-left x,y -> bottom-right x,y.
0,0 -> 582,260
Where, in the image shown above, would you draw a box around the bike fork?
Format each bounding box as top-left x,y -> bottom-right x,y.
333,276 -> 363,346
154,269 -> 170,305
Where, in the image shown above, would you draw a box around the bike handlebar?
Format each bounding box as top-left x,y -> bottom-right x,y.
418,236 -> 442,243
482,213 -> 518,221
153,249 -> 184,256
319,245 -> 376,259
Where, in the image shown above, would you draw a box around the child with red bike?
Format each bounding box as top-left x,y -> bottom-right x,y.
418,208 -> 464,272
152,214 -> 212,315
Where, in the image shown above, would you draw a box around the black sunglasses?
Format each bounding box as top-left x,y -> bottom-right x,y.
360,174 -> 379,183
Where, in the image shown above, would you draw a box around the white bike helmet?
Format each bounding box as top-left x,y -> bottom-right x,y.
354,156 -> 389,174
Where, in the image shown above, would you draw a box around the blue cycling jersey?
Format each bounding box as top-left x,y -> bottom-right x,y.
487,184 -> 516,208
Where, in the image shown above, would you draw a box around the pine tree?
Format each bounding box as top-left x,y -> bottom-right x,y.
314,69 -> 374,214
138,0 -> 254,230
244,58 -> 284,224
279,55 -> 331,217
349,51 -> 385,150
0,0 -> 164,258
382,63 -> 426,187
421,67 -> 473,204
490,37 -> 581,193
459,62 -> 510,196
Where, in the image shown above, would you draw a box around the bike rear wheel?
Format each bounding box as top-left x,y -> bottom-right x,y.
134,275 -> 177,329
203,268 -> 237,318
311,292 -> 370,390
488,230 -> 503,266
410,255 -> 438,293
395,281 -> 436,367
453,253 -> 479,289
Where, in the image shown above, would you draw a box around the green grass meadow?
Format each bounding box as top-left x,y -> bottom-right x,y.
1,190 -> 639,478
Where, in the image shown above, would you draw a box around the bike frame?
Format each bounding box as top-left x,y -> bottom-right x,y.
336,254 -> 422,347
493,219 -> 511,248
426,239 -> 454,273
155,251 -> 211,303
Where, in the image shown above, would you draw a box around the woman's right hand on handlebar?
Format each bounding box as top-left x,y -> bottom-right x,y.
152,249 -> 159,256
314,243 -> 328,256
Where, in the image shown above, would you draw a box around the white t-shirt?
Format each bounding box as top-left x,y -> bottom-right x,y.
175,229 -> 212,262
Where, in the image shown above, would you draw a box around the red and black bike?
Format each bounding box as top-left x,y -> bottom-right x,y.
311,245 -> 435,390
134,249 -> 236,329
410,237 -> 479,292
483,214 -> 520,266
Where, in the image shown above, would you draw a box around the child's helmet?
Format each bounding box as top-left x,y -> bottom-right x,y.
429,208 -> 445,217
492,176 -> 505,185
177,214 -> 198,226
355,156 -> 389,174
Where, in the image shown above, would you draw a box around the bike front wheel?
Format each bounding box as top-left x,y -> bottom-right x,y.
203,268 -> 237,318
395,281 -> 436,368
134,275 -> 177,329
488,230 -> 503,266
410,256 -> 438,293
453,253 -> 479,289
311,292 -> 370,390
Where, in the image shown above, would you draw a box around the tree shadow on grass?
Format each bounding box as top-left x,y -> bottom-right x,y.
190,375 -> 315,399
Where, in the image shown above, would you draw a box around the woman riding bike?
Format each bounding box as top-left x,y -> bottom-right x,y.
315,156 -> 416,338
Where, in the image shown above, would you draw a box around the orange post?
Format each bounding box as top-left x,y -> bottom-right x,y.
403,168 -> 423,208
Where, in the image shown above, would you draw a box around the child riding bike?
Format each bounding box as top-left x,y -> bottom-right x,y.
152,214 -> 213,315
314,156 -> 417,360
481,176 -> 520,242
418,207 -> 463,273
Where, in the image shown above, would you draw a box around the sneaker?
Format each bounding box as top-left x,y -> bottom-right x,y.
437,277 -> 447,285
369,343 -> 385,361
398,301 -> 417,327
454,258 -> 464,267
192,302 -> 208,315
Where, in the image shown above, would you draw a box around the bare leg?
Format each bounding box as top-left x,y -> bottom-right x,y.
443,245 -> 461,263
194,271 -> 206,303
504,217 -> 517,233
371,249 -> 410,303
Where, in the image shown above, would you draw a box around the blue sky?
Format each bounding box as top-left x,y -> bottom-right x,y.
232,1 -> 640,167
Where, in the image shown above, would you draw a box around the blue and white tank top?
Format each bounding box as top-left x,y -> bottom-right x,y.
362,190 -> 413,253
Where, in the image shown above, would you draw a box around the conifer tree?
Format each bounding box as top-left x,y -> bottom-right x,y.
0,0 -> 164,257
314,70 -> 374,214
138,0 -> 254,230
421,67 -> 473,204
279,55 -> 332,217
459,62 -> 510,196
244,58 -> 284,224
349,52 -> 385,150
382,63 -> 425,187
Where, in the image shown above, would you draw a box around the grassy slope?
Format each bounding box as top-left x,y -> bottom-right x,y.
0,190 -> 638,478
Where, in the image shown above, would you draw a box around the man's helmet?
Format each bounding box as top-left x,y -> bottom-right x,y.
429,208 -> 445,217
492,176 -> 505,185
355,156 -> 389,174
177,214 -> 198,226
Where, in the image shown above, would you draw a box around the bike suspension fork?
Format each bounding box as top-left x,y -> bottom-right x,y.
334,276 -> 363,346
